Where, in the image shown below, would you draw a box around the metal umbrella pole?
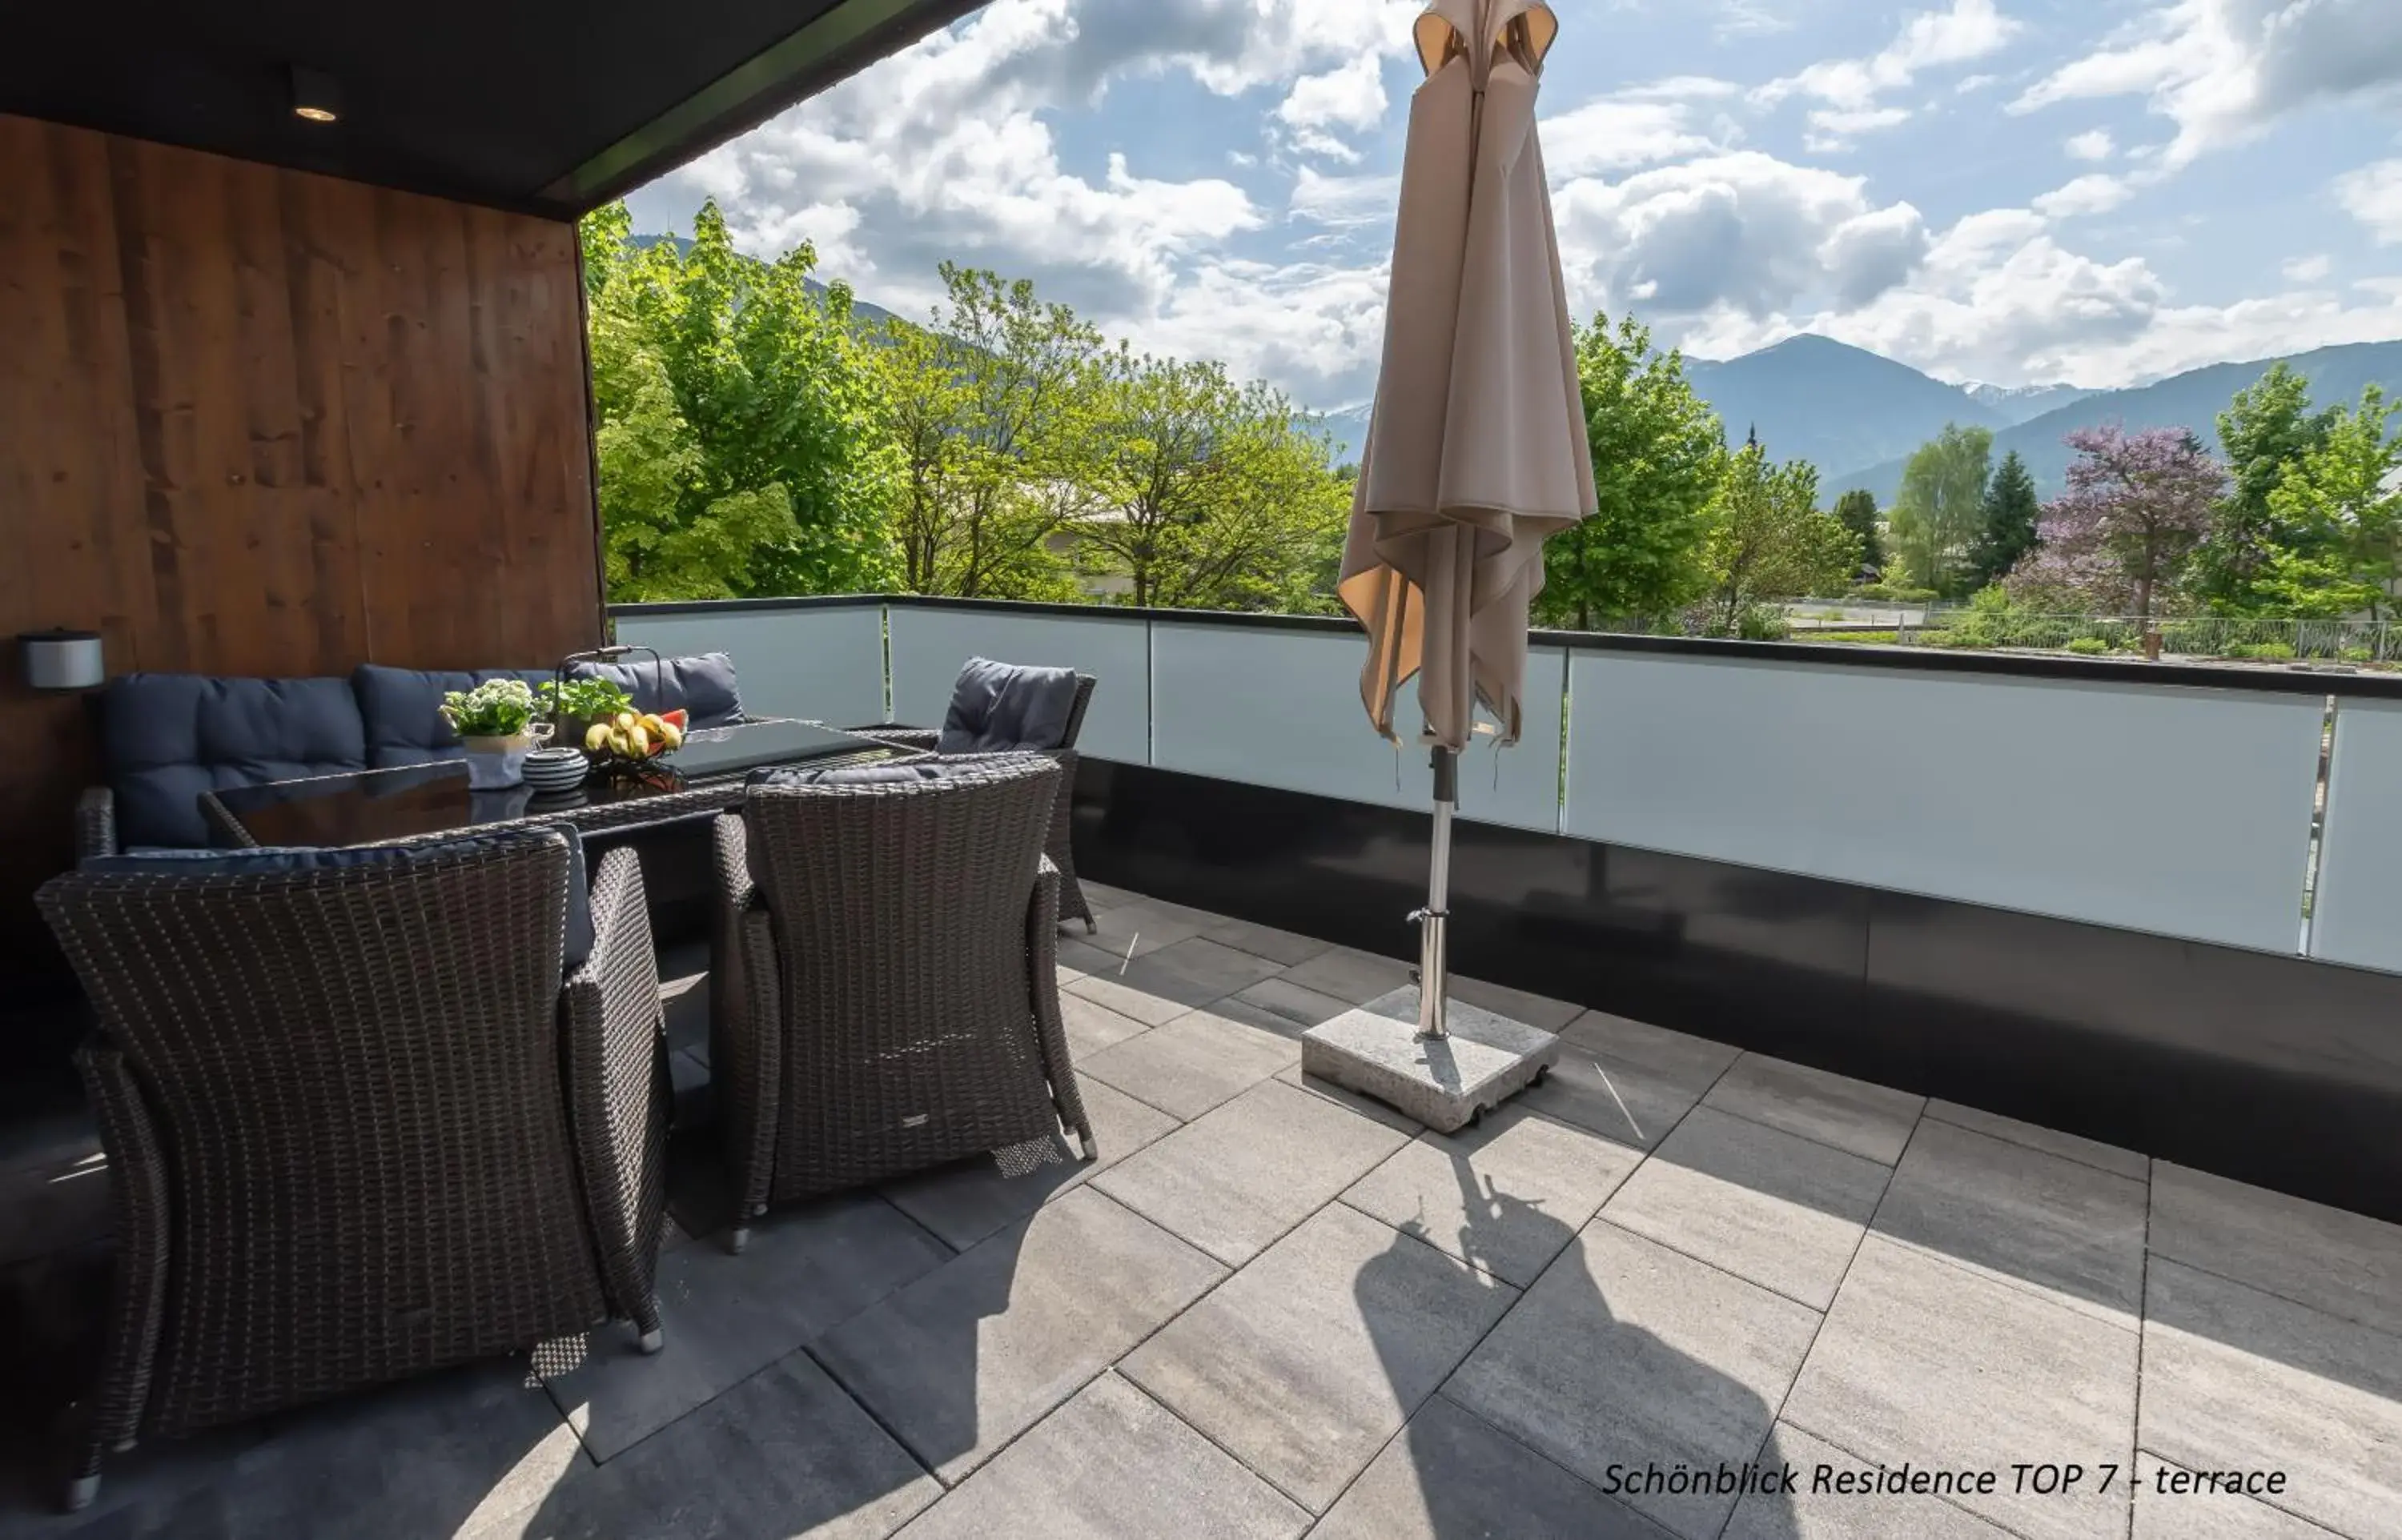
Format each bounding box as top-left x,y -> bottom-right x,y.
1412,744 -> 1457,1039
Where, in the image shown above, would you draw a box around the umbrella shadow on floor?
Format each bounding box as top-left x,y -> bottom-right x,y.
1356,1136 -> 1794,1539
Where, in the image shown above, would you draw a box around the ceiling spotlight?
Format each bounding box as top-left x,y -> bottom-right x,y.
290,65 -> 342,123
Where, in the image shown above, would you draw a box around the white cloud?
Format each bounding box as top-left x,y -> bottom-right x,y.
1289,167 -> 1400,229
1620,75 -> 1746,102
1760,0 -> 2020,110
2033,173 -> 2133,218
1550,151 -> 1929,321
2336,159 -> 2402,243
1805,105 -> 1914,152
2011,0 -> 2402,167
2282,254 -> 2332,282
1276,54 -> 1389,158
1542,97 -> 1729,177
2065,129 -> 2115,161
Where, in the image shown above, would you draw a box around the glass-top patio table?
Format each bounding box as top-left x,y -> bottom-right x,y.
204,720 -> 916,848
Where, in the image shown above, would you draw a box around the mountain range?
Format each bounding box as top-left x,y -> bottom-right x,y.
1312,334 -> 2402,499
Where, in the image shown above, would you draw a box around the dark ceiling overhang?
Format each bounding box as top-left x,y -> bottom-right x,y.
0,0 -> 990,219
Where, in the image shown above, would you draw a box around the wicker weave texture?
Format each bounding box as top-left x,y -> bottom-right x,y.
847,671 -> 1098,929
716,754 -> 1087,1206
35,833 -> 668,1467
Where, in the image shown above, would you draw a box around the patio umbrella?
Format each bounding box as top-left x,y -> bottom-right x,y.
1336,0 -> 1595,1037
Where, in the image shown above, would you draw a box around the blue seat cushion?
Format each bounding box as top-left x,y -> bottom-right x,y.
937,658 -> 1080,753
355,664 -> 552,769
84,825 -> 595,973
102,674 -> 368,849
567,652 -> 743,728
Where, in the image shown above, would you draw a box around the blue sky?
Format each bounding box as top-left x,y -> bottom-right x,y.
626,0 -> 2402,411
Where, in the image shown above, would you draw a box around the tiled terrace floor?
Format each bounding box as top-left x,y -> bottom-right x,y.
5,880 -> 2401,1538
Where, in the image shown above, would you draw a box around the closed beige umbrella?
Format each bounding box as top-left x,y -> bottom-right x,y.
1339,0 -> 1595,753
1335,0 -> 1594,1041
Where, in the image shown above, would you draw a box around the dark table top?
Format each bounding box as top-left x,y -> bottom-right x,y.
209,720 -> 910,848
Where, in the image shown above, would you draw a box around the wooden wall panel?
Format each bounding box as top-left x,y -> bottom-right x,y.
0,114 -> 603,957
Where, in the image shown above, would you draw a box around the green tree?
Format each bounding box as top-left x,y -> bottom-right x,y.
1066,350 -> 1351,610
581,200 -> 898,600
2197,362 -> 2339,611
872,263 -> 1101,600
1534,313 -> 1725,631
1699,443 -> 1859,636
1832,487 -> 1883,575
2255,385 -> 2402,618
1887,423 -> 1993,594
1968,450 -> 2041,586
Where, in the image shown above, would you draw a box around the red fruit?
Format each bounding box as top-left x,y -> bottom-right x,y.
661,708 -> 689,732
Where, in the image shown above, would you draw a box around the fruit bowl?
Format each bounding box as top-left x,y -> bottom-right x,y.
576,708 -> 688,782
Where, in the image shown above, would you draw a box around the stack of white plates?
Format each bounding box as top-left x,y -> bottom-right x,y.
522,748 -> 590,795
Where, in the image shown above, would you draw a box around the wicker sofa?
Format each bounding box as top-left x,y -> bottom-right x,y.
709,753 -> 1092,1252
850,659 -> 1099,932
36,828 -> 670,1510
77,652 -> 753,857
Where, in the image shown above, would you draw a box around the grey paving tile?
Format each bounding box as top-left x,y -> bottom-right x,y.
1055,938 -> 1126,980
810,1188 -> 1225,1486
1702,1053 -> 1924,1165
1279,946 -> 1415,1006
1091,1079 -> 1411,1265
1233,976 -> 1359,1029
1726,1422 -> 2016,1540
2139,1256 -> 2402,1540
1274,1064 -> 1428,1133
1064,937 -> 1283,1026
894,1372 -> 1305,1540
1874,1117 -> 2147,1326
1445,1220 -> 1822,1540
1342,1107 -> 1642,1286
1516,1014 -> 1734,1151
1078,1003 -> 1299,1120
542,1195 -> 950,1461
1200,914 -> 1336,968
1121,1204 -> 1516,1514
1781,1235 -> 2137,1540
1446,975 -> 1584,1033
1058,993 -> 1149,1061
1312,1394 -> 1671,1540
2149,1161 -> 2402,1340
45,1361 -> 580,1540
1923,1099 -> 2147,1181
478,1354 -> 939,1540
1087,900 -> 1211,959
1072,879 -> 1140,912
880,1080 -> 1179,1252
1601,1104 -> 1888,1310
2131,1454 -> 2337,1540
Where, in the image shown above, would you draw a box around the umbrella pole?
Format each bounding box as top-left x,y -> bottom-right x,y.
1415,745 -> 1456,1039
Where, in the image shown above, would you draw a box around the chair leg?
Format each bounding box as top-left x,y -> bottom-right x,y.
728,1226 -> 749,1256
65,1474 -> 99,1514
635,1295 -> 664,1354
1083,917 -> 1097,934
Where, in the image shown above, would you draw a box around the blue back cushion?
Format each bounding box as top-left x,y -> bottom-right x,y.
85,825 -> 595,972
568,652 -> 743,728
103,674 -> 368,849
355,664 -> 552,769
937,658 -> 1081,753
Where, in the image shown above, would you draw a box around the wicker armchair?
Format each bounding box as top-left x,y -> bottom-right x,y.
34,830 -> 670,1511
849,671 -> 1098,932
710,753 -> 1094,1253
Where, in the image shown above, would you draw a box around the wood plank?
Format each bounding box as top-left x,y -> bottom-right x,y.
0,114 -> 605,966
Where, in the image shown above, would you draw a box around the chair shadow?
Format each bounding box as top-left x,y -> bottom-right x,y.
1356,1133 -> 1797,1539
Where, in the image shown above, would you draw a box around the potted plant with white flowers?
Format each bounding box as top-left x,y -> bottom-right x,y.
440,677 -> 543,789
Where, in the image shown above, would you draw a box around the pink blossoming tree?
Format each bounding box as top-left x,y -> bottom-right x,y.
2008,425 -> 2227,624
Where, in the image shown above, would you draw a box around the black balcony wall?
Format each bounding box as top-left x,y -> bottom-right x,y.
1073,756 -> 2402,1227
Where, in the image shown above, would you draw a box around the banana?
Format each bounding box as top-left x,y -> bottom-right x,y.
657,722 -> 684,750
628,723 -> 650,756
584,722 -> 611,752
